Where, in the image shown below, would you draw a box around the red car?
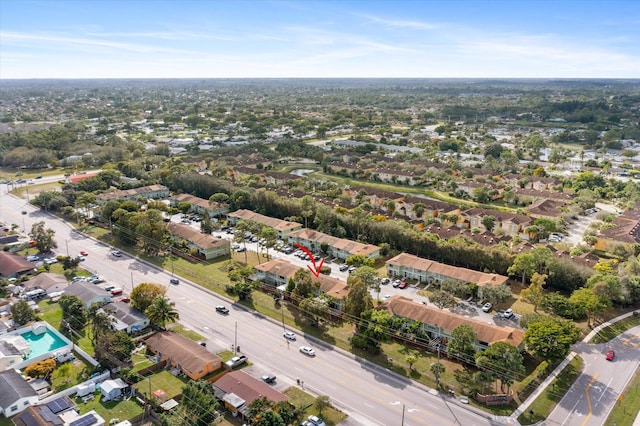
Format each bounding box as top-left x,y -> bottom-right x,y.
80,250 -> 88,256
398,281 -> 409,289
118,297 -> 130,303
606,350 -> 615,361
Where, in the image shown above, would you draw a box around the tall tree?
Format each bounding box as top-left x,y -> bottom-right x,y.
524,316 -> 579,362
130,282 -> 167,312
87,304 -> 114,345
29,221 -> 57,253
475,342 -> 525,393
11,300 -> 36,325
520,272 -> 547,312
59,295 -> 87,332
431,290 -> 456,310
343,277 -> 373,321
569,287 -> 609,327
146,296 -> 179,329
447,324 -> 477,365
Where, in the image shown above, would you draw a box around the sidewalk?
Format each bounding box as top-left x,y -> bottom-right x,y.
511,310 -> 639,421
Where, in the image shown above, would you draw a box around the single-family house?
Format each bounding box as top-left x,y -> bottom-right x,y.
380,296 -> 525,351
287,228 -> 380,260
12,396 -> 76,426
145,331 -> 222,380
167,223 -> 230,260
102,302 -> 149,334
227,210 -> 302,239
170,193 -> 230,218
212,370 -> 289,420
0,252 -> 36,279
64,282 -> 112,308
23,273 -> 68,295
0,369 -> 38,417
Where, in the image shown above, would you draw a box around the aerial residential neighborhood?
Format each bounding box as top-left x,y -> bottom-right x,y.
1,1 -> 640,426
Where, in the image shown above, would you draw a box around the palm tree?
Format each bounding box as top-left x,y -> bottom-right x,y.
146,297 -> 179,330
88,304 -> 114,345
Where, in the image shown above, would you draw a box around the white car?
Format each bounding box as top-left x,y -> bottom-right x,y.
299,346 -> 316,356
111,250 -> 122,257
482,303 -> 492,313
283,331 -> 297,341
307,415 -> 326,426
503,308 -> 514,319
44,258 -> 58,265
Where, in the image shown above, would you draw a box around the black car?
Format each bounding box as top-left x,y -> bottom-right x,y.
261,374 -> 276,384
215,305 -> 229,314
170,278 -> 179,285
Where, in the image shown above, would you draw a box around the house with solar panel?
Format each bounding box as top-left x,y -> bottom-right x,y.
12,398 -> 69,424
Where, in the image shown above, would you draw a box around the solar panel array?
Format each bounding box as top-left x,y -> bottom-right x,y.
69,414 -> 98,426
46,397 -> 70,414
39,406 -> 63,425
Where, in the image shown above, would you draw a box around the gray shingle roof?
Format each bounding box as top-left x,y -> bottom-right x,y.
0,369 -> 37,409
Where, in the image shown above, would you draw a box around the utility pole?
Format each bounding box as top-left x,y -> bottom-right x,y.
234,321 -> 238,355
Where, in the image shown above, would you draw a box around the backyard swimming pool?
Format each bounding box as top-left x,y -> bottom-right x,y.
21,328 -> 69,359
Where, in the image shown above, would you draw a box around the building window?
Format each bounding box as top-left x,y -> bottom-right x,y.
10,405 -> 17,412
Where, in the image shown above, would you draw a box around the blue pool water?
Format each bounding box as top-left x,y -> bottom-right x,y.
21,329 -> 68,359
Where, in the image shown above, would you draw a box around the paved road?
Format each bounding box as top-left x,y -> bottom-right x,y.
0,183 -> 509,426
545,325 -> 640,426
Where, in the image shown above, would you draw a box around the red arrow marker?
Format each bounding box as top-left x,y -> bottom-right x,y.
294,244 -> 324,278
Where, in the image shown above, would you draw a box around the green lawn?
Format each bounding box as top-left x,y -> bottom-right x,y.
133,369 -> 189,400
168,324 -> 204,341
284,387 -> 347,426
518,356 -> 584,425
605,367 -> 640,425
50,359 -> 91,392
73,395 -> 143,425
590,314 -> 640,344
131,352 -> 154,373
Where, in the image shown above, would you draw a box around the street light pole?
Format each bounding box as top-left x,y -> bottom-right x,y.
401,403 -> 405,426
234,321 -> 238,355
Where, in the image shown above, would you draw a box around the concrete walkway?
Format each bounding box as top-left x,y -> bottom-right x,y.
511,310 -> 640,422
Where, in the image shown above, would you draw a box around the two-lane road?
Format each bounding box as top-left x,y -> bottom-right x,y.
546,325 -> 640,426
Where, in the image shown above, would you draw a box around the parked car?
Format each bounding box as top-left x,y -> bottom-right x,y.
215,306 -> 229,314
111,250 -> 122,257
235,246 -> 246,252
392,279 -> 402,288
110,288 -> 123,296
606,350 -> 615,361
77,255 -> 86,261
503,308 -> 514,319
307,415 -> 326,426
299,346 -> 316,357
118,297 -> 130,303
104,285 -> 116,292
89,275 -> 104,284
26,255 -> 40,262
170,278 -> 179,285
80,250 -> 89,256
44,257 -> 58,265
283,331 -> 297,341
482,303 -> 492,313
261,374 -> 276,384
398,281 -> 409,289
226,355 -> 248,368
338,264 -> 349,272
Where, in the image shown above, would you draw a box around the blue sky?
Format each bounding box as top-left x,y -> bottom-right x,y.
1,0 -> 639,79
